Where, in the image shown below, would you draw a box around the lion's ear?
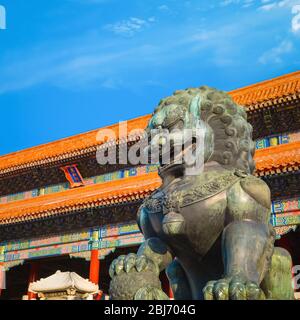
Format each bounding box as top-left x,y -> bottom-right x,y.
240,176 -> 271,209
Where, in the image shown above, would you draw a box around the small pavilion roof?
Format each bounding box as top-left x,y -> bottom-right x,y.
29,270 -> 99,294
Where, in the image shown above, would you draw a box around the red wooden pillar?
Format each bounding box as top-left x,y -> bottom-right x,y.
161,271 -> 174,299
0,246 -> 5,297
89,249 -> 100,285
89,229 -> 101,299
0,262 -> 3,297
169,284 -> 174,300
27,262 -> 39,300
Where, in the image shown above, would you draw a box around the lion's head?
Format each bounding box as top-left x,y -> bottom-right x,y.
146,86 -> 255,175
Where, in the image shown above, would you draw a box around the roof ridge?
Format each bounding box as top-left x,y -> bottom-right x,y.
229,70 -> 300,95
0,114 -> 150,160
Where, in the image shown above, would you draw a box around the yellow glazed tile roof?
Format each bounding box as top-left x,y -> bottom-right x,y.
255,141 -> 300,176
230,70 -> 300,107
0,172 -> 161,224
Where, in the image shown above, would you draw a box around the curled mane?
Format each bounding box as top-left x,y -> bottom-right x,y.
149,86 -> 256,174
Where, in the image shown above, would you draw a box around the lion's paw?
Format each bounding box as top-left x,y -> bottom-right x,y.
109,253 -> 158,278
203,276 -> 266,300
109,253 -> 163,300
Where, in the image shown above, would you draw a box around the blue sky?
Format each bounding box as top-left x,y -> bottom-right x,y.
0,0 -> 299,155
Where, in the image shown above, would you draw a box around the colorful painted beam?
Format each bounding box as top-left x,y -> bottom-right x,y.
256,131 -> 300,149
0,221 -> 143,264
272,211 -> 300,227
0,165 -> 159,205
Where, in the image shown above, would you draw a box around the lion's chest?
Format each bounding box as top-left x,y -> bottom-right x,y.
144,170 -> 240,256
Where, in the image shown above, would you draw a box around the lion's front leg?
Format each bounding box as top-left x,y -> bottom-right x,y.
203,176 -> 277,300
203,220 -> 272,300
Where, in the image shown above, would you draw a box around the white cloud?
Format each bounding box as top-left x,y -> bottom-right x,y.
258,40 -> 294,63
242,0 -> 255,8
70,0 -> 112,4
0,3 -> 297,94
0,22 -> 242,94
258,0 -> 300,10
220,0 -> 240,6
220,0 -> 256,8
104,17 -> 154,37
278,0 -> 296,7
258,0 -> 300,33
148,17 -> 156,23
158,5 -> 170,11
259,2 -> 278,10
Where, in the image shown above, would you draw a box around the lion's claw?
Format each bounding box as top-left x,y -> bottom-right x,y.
245,281 -> 265,300
136,255 -> 148,272
124,253 -> 136,273
134,286 -> 169,300
109,253 -> 158,278
203,277 -> 265,300
203,281 -> 215,300
214,279 -> 229,300
115,255 -> 126,275
229,280 -> 246,300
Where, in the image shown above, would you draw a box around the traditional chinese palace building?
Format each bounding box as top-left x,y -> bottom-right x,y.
0,71 -> 300,300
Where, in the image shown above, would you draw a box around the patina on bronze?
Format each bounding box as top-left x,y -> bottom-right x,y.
109,87 -> 294,300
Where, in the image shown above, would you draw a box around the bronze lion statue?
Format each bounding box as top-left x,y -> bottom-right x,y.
109,87 -> 294,300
